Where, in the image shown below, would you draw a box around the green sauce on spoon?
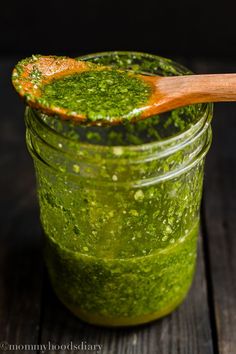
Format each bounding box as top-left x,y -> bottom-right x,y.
41,69 -> 151,121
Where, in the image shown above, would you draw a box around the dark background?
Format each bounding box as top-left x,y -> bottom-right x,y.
1,2 -> 236,353
1,0 -> 236,59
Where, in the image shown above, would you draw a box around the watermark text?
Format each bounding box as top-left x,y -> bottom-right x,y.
0,341 -> 102,353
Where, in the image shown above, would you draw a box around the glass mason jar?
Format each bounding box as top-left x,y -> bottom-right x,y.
25,52 -> 212,327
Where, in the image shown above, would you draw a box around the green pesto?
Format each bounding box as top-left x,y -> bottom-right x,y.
24,52 -> 212,326
41,70 -> 151,121
45,223 -> 198,321
12,55 -> 48,90
29,66 -> 42,84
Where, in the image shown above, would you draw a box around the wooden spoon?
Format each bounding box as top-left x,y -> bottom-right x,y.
12,55 -> 236,125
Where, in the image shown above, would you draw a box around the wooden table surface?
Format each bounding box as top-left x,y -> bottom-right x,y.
1,58 -> 236,354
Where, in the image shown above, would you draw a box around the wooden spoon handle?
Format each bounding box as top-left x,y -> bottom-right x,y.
139,73 -> 236,118
158,74 -> 236,104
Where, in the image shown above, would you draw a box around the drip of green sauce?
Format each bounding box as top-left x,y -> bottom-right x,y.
41,70 -> 151,121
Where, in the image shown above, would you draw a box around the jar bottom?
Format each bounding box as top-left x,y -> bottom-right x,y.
44,222 -> 198,327
52,286 -> 191,327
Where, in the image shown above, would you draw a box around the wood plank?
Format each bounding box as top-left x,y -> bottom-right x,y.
0,59 -> 44,352
193,60 -> 236,354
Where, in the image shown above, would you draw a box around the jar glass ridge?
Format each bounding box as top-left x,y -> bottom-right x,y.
25,51 -> 213,326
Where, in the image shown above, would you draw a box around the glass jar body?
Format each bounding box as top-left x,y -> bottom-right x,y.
25,52 -> 212,326
36,160 -> 204,326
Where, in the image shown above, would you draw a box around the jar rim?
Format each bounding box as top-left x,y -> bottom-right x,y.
27,106 -> 212,186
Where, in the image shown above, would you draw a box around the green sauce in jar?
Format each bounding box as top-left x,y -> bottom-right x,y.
25,52 -> 213,326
